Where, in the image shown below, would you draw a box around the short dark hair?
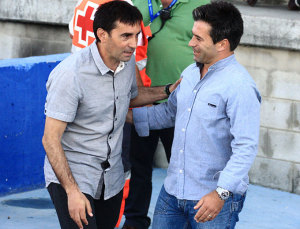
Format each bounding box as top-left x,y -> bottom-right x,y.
93,0 -> 143,42
192,1 -> 243,51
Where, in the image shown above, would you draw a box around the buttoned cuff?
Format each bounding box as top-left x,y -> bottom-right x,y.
133,107 -> 149,137
217,172 -> 248,195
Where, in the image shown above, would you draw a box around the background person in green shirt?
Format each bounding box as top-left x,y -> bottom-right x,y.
123,0 -> 209,229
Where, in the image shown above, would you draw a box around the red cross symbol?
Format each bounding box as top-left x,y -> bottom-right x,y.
75,5 -> 96,45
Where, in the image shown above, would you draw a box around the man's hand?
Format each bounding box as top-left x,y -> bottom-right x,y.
67,189 -> 93,229
193,191 -> 224,223
169,78 -> 182,93
43,116 -> 93,228
130,78 -> 182,108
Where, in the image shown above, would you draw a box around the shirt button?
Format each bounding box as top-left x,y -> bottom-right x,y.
179,169 -> 183,174
115,117 -> 117,121
187,108 -> 191,112
180,149 -> 184,153
182,128 -> 185,132
193,90 -> 197,93
116,96 -> 119,100
109,136 -> 112,139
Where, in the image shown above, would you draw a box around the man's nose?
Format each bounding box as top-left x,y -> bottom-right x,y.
129,37 -> 138,49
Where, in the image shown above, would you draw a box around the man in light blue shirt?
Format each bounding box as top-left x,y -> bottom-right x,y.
129,1 -> 261,228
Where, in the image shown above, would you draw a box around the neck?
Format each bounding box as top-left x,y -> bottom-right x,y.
161,0 -> 173,8
97,42 -> 119,71
205,51 -> 234,69
201,51 -> 234,79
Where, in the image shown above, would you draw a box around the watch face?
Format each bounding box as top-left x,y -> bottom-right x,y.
221,191 -> 230,199
216,187 -> 231,200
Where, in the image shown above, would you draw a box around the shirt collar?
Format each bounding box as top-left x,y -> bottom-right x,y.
208,54 -> 236,71
90,41 -> 126,76
196,54 -> 236,71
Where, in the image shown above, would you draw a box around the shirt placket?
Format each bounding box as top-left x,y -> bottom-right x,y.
177,68 -> 212,199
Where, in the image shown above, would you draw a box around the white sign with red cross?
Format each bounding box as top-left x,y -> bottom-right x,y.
74,1 -> 98,47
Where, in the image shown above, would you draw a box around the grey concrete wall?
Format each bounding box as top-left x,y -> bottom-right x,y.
0,0 -> 77,25
0,21 -> 71,59
235,46 -> 300,194
230,0 -> 289,6
0,0 -> 76,59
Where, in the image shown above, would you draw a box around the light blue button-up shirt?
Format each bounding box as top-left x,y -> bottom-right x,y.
133,55 -> 261,200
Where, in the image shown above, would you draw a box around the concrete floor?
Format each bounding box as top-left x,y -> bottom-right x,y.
0,168 -> 300,229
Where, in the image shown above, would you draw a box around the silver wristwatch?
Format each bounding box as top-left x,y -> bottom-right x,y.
216,187 -> 231,201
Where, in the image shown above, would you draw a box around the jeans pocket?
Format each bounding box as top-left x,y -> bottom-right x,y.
154,186 -> 172,215
231,193 -> 246,213
225,193 -> 246,228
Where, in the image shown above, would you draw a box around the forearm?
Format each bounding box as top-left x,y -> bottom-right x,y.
217,145 -> 257,193
135,65 -> 144,87
42,136 -> 78,194
132,96 -> 177,137
130,86 -> 167,108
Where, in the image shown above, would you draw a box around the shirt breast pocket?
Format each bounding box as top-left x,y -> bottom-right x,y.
116,91 -> 131,117
194,97 -> 220,120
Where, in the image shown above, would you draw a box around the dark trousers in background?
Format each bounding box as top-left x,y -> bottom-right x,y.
123,125 -> 174,229
48,183 -> 123,229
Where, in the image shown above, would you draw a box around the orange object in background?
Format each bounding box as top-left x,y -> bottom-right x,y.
115,178 -> 131,228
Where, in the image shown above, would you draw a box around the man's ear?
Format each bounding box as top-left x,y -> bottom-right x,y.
97,28 -> 107,43
216,39 -> 230,52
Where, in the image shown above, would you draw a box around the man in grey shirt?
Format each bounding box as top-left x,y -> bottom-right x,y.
42,2 -> 179,229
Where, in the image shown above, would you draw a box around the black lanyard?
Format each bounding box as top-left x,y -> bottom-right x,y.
148,0 -> 178,41
148,0 -> 177,22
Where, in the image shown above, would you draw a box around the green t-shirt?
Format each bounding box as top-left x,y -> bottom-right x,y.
133,0 -> 210,87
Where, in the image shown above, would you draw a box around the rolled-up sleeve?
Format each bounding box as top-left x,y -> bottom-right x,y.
217,82 -> 261,194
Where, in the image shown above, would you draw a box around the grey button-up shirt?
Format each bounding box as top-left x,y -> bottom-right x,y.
44,41 -> 138,200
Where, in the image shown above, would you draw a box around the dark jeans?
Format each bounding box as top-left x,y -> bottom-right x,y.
124,126 -> 174,229
47,183 -> 123,229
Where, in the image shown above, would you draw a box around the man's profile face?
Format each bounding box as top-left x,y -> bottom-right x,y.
188,20 -> 218,65
104,21 -> 141,63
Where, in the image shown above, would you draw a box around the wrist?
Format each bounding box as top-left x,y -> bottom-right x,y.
65,184 -> 80,195
164,83 -> 172,96
216,187 -> 232,201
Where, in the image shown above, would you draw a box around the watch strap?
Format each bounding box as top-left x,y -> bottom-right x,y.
164,83 -> 172,96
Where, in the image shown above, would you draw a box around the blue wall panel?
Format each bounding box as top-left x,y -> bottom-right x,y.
0,53 -> 70,196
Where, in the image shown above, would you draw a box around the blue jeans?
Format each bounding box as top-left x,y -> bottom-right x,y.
152,185 -> 245,229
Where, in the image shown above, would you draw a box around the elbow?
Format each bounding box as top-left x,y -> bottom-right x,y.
42,132 -> 62,150
42,134 -> 56,152
42,134 -> 49,150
